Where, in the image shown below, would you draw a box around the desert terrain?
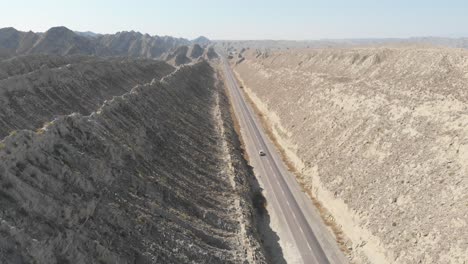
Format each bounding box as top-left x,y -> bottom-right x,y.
0,27 -> 270,263
232,46 -> 468,264
1,22 -> 467,264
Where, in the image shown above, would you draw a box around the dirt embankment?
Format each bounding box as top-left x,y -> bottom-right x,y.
233,47 -> 468,264
0,61 -> 266,263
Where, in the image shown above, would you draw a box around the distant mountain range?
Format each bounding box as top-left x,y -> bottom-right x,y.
218,37 -> 468,51
0,26 -> 211,59
192,36 -> 211,45
74,31 -> 101,38
317,37 -> 468,48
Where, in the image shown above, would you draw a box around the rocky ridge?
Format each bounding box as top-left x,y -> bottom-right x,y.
163,44 -> 219,66
0,61 -> 266,263
0,54 -> 88,80
96,31 -> 190,58
0,27 -> 212,59
0,55 -> 175,138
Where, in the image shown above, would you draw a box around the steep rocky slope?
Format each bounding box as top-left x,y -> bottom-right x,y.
0,54 -> 87,80
189,44 -> 204,59
206,47 -> 219,60
28,27 -> 109,56
0,27 -> 107,56
234,47 -> 468,264
0,27 -> 39,55
0,61 -> 266,263
163,44 -> 218,66
165,46 -> 191,66
0,55 -> 174,138
96,31 -> 190,58
0,27 -> 190,58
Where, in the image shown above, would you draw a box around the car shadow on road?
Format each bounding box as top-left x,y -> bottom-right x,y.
249,166 -> 287,264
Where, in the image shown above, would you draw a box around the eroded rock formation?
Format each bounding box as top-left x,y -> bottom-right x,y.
0,61 -> 266,264
0,27 -> 191,59
0,55 -> 174,138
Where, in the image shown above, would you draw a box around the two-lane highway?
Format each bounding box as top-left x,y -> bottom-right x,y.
221,57 -> 348,264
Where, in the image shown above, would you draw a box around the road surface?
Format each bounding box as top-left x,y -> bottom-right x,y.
221,57 -> 348,264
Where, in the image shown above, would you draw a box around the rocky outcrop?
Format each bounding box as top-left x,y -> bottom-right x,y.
28,27 -> 108,56
165,46 -> 191,66
96,31 -> 190,58
0,55 -> 175,138
163,44 -> 220,66
192,36 -> 211,46
189,44 -> 204,59
206,46 -> 219,60
0,28 -> 23,51
234,47 -> 468,264
0,27 -> 38,54
0,61 -> 266,263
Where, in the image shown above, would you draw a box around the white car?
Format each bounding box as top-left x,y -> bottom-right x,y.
259,150 -> 266,156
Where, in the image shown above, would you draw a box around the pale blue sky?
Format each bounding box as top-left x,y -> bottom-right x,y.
1,0 -> 467,40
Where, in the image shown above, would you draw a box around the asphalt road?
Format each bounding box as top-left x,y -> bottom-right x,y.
221,57 -> 348,264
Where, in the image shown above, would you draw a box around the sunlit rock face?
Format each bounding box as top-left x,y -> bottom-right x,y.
235,47 -> 468,264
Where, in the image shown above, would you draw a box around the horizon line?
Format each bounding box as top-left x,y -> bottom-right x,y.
3,26 -> 468,42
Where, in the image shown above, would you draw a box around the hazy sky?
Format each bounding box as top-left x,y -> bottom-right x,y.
1,0 -> 467,40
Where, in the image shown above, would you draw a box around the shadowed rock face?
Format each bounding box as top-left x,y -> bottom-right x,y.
0,55 -> 175,138
0,61 -> 266,264
0,27 -> 25,50
192,36 -> 211,46
97,31 -> 190,58
0,54 -> 87,80
206,47 -> 219,60
234,47 -> 468,264
163,44 -> 222,66
189,44 -> 204,59
165,46 -> 191,66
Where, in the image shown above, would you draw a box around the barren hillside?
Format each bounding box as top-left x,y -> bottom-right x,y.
164,46 -> 191,66
96,31 -> 191,58
163,44 -> 219,66
0,55 -> 174,138
189,44 -> 204,59
0,54 -> 87,79
0,27 -> 197,59
0,59 -> 266,263
233,47 -> 468,264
